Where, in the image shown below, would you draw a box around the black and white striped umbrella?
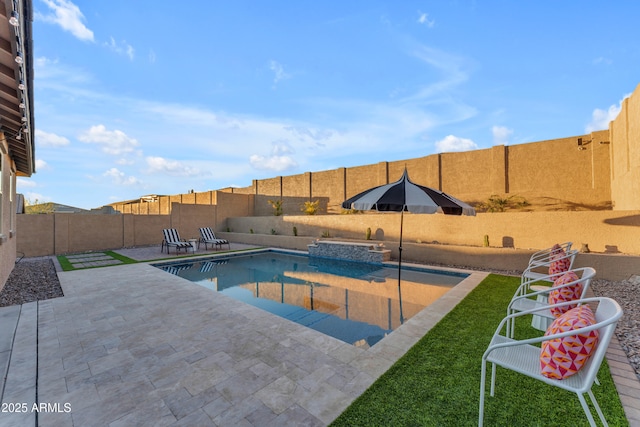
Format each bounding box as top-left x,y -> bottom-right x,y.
341,168 -> 476,216
342,169 -> 475,322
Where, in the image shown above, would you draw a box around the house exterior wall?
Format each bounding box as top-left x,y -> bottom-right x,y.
0,138 -> 18,290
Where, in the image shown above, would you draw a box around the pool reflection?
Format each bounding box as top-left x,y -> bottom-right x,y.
159,252 -> 464,348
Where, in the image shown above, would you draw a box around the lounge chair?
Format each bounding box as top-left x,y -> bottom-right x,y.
479,297 -> 623,427
161,228 -> 193,254
199,227 -> 230,250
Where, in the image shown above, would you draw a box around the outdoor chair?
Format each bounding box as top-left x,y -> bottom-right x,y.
479,297 -> 623,427
527,241 -> 573,268
507,267 -> 596,337
522,245 -> 579,284
161,228 -> 193,254
199,227 -> 230,250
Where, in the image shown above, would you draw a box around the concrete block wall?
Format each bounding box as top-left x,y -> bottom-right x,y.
15,204 -> 219,257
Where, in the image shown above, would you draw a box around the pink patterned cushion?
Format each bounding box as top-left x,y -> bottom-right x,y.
548,244 -> 571,276
540,305 -> 599,379
548,271 -> 582,317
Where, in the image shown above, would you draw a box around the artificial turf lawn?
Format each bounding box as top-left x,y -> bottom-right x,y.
57,250 -> 138,271
330,274 -> 629,427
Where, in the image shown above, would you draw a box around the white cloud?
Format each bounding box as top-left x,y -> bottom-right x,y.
17,178 -> 37,188
116,158 -> 135,165
38,0 -> 94,42
24,192 -> 51,204
145,156 -> 200,177
103,168 -> 141,185
269,60 -> 291,85
435,135 -> 478,153
403,43 -> 474,118
35,159 -> 49,170
250,141 -> 298,171
35,129 -> 70,147
593,57 -> 612,65
417,11 -> 435,27
492,126 -> 513,145
585,95 -> 629,133
284,126 -> 334,144
78,125 -> 139,155
105,37 -> 135,60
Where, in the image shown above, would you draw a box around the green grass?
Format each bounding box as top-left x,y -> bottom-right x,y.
57,250 -> 138,271
58,247 -> 266,271
331,274 -> 628,427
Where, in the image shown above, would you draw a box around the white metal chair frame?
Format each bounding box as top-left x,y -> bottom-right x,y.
507,267 -> 596,338
526,242 -> 573,269
479,297 -> 623,427
522,247 -> 579,284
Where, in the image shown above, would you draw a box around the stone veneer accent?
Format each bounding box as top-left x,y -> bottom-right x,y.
308,240 -> 391,263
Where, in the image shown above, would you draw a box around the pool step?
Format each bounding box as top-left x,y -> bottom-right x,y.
286,308 -> 331,327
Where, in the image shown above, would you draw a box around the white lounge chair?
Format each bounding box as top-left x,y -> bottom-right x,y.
479,297 -> 623,427
199,227 -> 230,250
161,228 -> 193,254
507,267 -> 596,337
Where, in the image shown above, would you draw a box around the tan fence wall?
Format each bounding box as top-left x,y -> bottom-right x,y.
196,131 -> 612,215
227,210 -> 640,256
110,126 -> 614,217
16,204 -> 219,257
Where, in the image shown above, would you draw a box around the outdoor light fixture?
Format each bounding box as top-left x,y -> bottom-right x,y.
9,10 -> 19,26
15,51 -> 23,64
19,98 -> 25,109
18,79 -> 25,90
577,137 -> 590,150
21,115 -> 27,122
15,130 -> 21,140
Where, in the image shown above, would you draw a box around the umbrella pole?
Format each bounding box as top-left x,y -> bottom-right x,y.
398,210 -> 404,324
398,209 -> 403,286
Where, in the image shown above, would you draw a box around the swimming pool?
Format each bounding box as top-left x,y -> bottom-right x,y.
156,250 -> 467,348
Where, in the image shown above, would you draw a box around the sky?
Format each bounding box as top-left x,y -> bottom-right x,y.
18,1 -> 640,210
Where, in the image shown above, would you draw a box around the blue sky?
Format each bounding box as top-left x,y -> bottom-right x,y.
19,1 -> 639,209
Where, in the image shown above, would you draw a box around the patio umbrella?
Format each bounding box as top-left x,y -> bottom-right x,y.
341,168 -> 476,315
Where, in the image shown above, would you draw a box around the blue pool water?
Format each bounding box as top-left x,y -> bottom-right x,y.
156,250 -> 467,348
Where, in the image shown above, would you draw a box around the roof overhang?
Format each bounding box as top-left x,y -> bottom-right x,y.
0,0 -> 34,177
